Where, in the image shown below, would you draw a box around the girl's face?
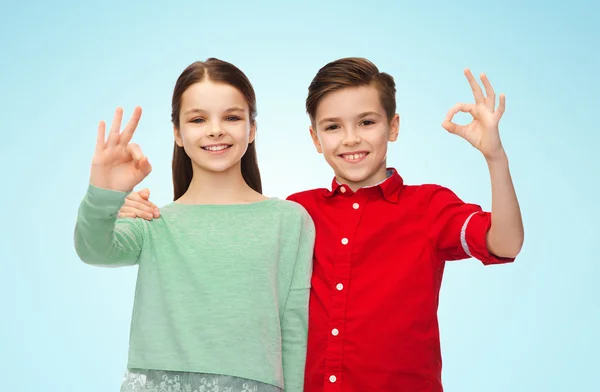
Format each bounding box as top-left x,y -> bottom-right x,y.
175,80 -> 256,176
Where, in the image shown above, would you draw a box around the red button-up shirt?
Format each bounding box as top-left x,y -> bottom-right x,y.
287,168 -> 514,392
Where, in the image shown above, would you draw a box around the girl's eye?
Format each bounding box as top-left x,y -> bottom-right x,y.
226,116 -> 241,121
325,124 -> 340,131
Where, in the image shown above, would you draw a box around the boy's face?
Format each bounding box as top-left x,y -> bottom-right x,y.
310,84 -> 399,190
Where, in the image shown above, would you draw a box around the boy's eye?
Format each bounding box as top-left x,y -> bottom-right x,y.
360,120 -> 375,126
191,118 -> 205,124
225,116 -> 241,121
325,124 -> 340,131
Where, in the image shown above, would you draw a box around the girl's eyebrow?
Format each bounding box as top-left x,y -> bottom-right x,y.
224,107 -> 246,113
183,107 -> 246,115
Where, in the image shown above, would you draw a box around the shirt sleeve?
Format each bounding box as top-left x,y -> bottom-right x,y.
280,209 -> 315,392
427,185 -> 514,265
74,184 -> 144,266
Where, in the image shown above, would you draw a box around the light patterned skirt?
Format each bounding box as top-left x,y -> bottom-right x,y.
121,369 -> 283,392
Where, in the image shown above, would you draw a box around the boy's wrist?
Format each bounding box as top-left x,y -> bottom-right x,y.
484,148 -> 508,166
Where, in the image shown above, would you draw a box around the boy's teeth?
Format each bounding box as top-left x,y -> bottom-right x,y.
343,153 -> 366,160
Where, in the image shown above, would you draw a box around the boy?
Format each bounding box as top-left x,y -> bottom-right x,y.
120,58 -> 524,391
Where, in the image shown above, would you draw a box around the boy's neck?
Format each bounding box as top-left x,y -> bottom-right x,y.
335,165 -> 390,192
177,163 -> 265,205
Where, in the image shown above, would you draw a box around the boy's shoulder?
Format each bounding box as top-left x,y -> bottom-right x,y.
286,183 -> 455,202
403,183 -> 454,195
399,183 -> 464,210
286,187 -> 327,202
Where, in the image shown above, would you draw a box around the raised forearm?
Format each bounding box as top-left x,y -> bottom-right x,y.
74,185 -> 143,266
485,151 -> 524,258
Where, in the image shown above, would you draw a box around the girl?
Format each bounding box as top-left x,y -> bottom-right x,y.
74,58 -> 315,392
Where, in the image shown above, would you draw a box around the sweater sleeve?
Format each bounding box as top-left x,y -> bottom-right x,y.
74,184 -> 144,267
280,209 -> 315,392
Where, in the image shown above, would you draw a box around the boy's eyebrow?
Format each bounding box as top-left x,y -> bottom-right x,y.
357,111 -> 383,119
318,116 -> 341,126
183,107 -> 246,115
318,111 -> 383,126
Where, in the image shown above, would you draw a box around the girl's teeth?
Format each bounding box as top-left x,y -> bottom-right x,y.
205,145 -> 229,151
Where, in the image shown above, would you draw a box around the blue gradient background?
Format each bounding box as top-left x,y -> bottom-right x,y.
1,0 -> 597,390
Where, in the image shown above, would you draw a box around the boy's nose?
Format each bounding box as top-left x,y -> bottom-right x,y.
343,130 -> 361,146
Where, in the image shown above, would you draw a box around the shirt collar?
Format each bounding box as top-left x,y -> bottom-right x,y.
324,168 -> 404,203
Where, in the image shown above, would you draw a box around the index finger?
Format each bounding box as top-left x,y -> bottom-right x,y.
120,106 -> 143,145
96,120 -> 106,150
464,68 -> 485,103
445,102 -> 474,120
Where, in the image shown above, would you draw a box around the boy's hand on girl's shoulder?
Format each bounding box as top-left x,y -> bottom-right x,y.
118,188 -> 160,220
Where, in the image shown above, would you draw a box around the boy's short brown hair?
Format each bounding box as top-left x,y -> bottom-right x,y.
306,57 -> 397,123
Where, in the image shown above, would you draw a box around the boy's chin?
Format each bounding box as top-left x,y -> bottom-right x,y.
335,169 -> 377,185
334,163 -> 389,186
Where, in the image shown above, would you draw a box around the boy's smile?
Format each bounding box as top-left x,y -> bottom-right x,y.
310,84 -> 399,191
339,151 -> 369,162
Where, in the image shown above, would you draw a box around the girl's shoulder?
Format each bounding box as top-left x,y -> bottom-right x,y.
264,198 -> 312,219
148,198 -> 311,221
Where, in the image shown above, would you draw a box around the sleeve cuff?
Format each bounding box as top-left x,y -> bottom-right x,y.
82,184 -> 129,217
464,211 -> 516,265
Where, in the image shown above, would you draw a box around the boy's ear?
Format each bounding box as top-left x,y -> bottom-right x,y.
310,126 -> 323,153
388,113 -> 400,142
249,121 -> 257,143
174,126 -> 183,147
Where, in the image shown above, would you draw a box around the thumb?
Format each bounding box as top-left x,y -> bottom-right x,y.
139,157 -> 152,177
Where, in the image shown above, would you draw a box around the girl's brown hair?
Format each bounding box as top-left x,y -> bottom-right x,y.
171,58 -> 261,200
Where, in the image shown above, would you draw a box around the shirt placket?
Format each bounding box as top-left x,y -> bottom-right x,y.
324,188 -> 369,392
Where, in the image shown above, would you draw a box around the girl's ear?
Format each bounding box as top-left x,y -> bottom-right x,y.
174,125 -> 183,147
249,121 -> 257,143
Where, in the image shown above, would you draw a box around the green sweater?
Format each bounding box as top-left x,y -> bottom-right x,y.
74,185 -> 315,391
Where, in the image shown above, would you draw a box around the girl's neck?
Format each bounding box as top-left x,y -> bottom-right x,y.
176,163 -> 266,205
